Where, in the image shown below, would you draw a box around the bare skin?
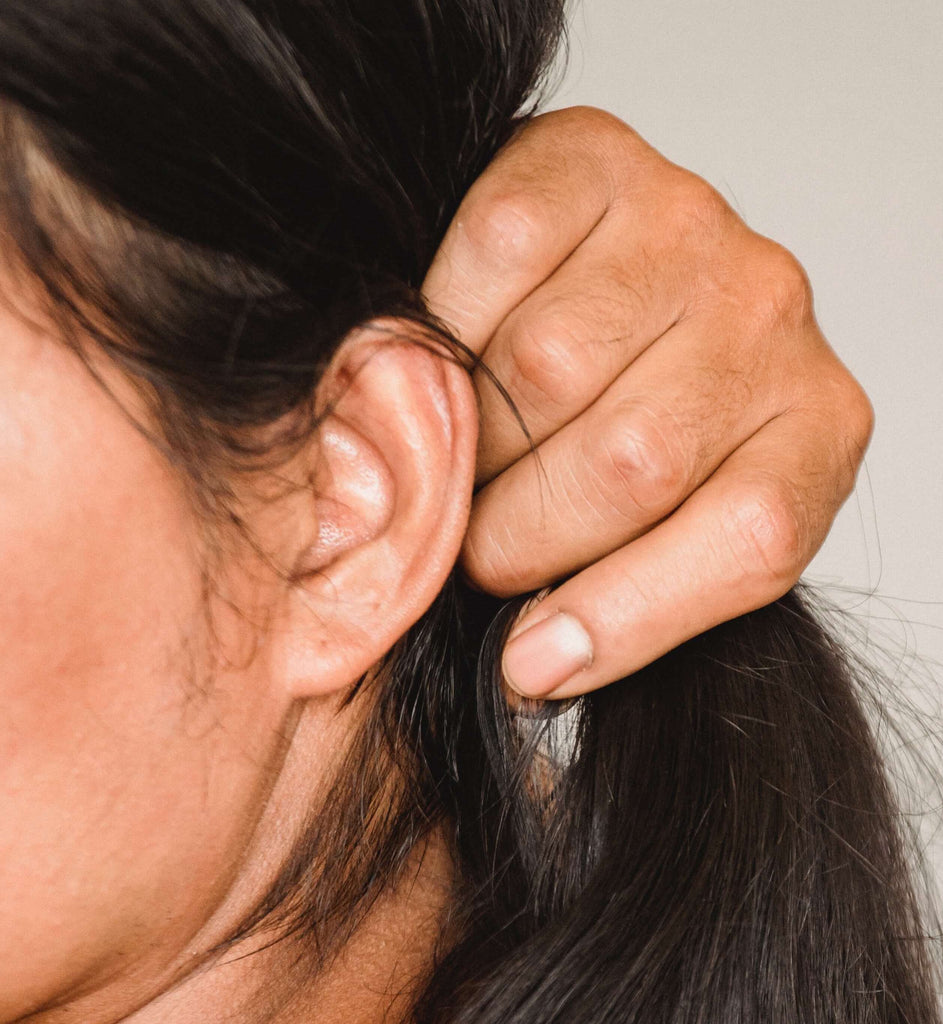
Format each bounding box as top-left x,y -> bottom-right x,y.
428,108 -> 873,699
0,107 -> 871,1023
0,290 -> 473,1023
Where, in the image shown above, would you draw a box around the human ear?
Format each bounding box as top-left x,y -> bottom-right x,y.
271,320 -> 478,701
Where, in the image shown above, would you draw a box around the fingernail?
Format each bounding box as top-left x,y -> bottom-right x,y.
502,612 -> 594,697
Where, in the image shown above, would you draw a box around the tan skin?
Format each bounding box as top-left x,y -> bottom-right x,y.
0,107 -> 870,1022
433,109 -> 872,698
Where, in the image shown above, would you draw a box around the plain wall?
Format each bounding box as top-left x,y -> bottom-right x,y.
549,0 -> 943,874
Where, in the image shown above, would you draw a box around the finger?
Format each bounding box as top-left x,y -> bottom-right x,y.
462,313 -> 791,594
497,408 -> 864,699
470,212 -> 689,484
422,109 -> 621,353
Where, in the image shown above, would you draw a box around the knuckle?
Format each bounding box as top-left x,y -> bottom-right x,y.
593,403 -> 692,518
817,373 -> 875,495
727,479 -> 805,589
842,377 -> 876,453
746,241 -> 814,332
801,362 -> 875,476
562,105 -> 634,145
460,517 -> 530,598
535,105 -> 636,150
669,173 -> 733,240
463,189 -> 549,269
505,314 -> 584,414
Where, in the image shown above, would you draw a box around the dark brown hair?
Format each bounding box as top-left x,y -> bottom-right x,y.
0,2 -> 939,1021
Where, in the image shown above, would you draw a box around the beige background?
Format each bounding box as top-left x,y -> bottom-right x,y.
551,0 -> 943,879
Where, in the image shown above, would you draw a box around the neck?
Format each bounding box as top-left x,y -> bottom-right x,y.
127,689 -> 458,1024
126,828 -> 455,1024
25,695 -> 456,1024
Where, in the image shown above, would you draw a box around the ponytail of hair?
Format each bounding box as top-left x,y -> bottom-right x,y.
407,581 -> 942,1023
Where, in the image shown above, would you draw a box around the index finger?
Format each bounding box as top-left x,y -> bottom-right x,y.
422,107 -> 621,354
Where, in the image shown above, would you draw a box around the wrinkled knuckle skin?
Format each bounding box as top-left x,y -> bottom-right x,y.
506,316 -> 583,415
461,518 -> 531,598
463,190 -> 548,269
823,376 -> 875,498
670,174 -> 733,241
729,482 -> 805,591
750,241 -> 815,333
806,367 -> 874,490
595,405 -> 691,519
536,104 -> 634,144
844,378 -> 876,455
563,104 -> 634,143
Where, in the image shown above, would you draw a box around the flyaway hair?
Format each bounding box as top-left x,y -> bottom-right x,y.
0,2 -> 939,1021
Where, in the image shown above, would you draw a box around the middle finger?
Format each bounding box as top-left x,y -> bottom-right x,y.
463,313 -> 794,594
472,213 -> 693,484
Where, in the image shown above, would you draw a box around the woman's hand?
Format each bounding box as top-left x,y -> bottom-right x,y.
422,106 -> 873,700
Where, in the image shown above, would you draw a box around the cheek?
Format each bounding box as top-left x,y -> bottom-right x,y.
0,332 -> 203,775
0,328 -> 270,1014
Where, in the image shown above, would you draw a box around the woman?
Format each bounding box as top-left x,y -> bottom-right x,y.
0,1 -> 936,1022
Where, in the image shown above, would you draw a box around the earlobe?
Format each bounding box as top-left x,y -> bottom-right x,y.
274,322 -> 478,702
